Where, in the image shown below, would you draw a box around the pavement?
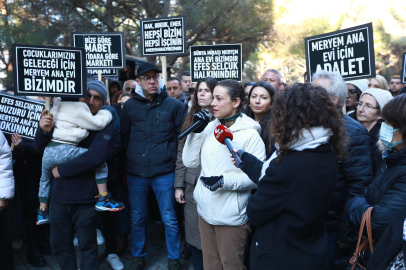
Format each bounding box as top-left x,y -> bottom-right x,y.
13,221 -> 194,270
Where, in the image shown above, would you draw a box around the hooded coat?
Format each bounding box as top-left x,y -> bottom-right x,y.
120,84 -> 186,178
182,114 -> 266,226
239,127 -> 337,270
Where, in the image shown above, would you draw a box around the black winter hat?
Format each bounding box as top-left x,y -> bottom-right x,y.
136,63 -> 161,78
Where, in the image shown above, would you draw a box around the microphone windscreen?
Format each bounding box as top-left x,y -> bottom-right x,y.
214,124 -> 233,144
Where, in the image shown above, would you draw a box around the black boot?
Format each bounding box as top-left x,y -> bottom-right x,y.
26,239 -> 47,267
180,242 -> 192,261
129,256 -> 146,270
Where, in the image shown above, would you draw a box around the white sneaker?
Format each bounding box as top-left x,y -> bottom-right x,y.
97,229 -> 105,245
73,234 -> 79,247
106,254 -> 124,270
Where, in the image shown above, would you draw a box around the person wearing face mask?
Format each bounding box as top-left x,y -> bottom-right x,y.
245,82 -> 276,159
356,88 -> 393,174
339,94 -> 406,260
174,77 -> 218,270
183,80 -> 266,270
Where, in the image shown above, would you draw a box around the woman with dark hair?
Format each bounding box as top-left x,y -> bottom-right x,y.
245,82 -> 275,159
340,94 -> 406,267
173,77 -> 217,270
231,83 -> 348,269
183,79 -> 266,270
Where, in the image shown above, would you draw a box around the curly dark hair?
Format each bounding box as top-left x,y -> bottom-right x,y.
271,83 -> 348,162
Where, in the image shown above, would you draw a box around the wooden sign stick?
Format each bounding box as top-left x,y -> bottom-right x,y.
162,56 -> 167,85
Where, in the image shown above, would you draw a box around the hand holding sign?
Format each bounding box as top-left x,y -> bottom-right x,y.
11,133 -> 23,150
40,109 -> 54,134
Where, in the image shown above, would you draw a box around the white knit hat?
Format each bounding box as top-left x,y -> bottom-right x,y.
346,79 -> 369,93
360,88 -> 393,113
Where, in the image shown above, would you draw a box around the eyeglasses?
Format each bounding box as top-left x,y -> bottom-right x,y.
355,102 -> 379,111
139,74 -> 160,82
347,89 -> 358,97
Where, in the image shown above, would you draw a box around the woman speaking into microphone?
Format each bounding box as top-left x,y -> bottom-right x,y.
182,79 -> 266,270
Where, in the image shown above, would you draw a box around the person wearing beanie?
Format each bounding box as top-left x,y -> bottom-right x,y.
88,80 -> 108,105
33,84 -> 123,269
356,88 -> 393,174
346,79 -> 368,119
121,62 -> 186,270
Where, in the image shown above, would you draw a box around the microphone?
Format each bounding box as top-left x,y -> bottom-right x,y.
177,109 -> 211,140
214,125 -> 244,168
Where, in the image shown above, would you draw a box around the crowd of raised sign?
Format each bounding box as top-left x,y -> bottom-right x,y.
1,61 -> 406,270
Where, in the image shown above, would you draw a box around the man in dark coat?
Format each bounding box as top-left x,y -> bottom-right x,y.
121,63 -> 186,270
34,83 -> 116,270
313,70 -> 374,269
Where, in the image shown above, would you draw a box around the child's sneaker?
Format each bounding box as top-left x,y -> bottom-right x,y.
36,208 -> 49,225
95,192 -> 124,212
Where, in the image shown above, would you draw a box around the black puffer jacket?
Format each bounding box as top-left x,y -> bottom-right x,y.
120,87 -> 186,178
327,115 -> 374,232
342,146 -> 406,240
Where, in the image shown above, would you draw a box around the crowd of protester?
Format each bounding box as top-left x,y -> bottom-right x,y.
1,62 -> 406,270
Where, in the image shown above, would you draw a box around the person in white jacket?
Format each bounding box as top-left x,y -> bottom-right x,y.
37,96 -> 124,225
0,130 -> 14,209
0,130 -> 15,270
183,80 -> 266,270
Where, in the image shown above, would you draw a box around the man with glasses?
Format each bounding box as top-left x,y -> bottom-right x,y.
121,63 -> 186,270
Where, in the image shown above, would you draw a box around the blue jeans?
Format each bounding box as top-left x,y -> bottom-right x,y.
127,172 -> 180,259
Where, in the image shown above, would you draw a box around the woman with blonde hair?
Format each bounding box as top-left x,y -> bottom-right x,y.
368,75 -> 389,91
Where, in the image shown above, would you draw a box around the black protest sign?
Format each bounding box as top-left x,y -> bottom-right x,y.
12,44 -> 87,98
72,32 -> 125,69
87,69 -> 118,78
305,23 -> 375,81
402,53 -> 406,84
190,44 -> 242,83
140,16 -> 186,57
0,93 -> 45,140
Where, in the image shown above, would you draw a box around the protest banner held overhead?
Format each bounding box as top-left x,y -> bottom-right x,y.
12,44 -> 87,98
140,16 -> 187,57
402,52 -> 406,84
72,32 -> 126,70
190,44 -> 242,83
305,23 -> 375,82
0,93 -> 45,140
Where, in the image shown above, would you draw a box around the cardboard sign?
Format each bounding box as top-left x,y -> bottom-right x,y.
305,23 -> 375,81
140,16 -> 187,57
402,52 -> 406,84
12,44 -> 87,97
0,93 -> 45,140
72,32 -> 126,69
190,44 -> 242,83
87,69 -> 118,78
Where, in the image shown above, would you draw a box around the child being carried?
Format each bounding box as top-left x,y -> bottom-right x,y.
36,97 -> 124,225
